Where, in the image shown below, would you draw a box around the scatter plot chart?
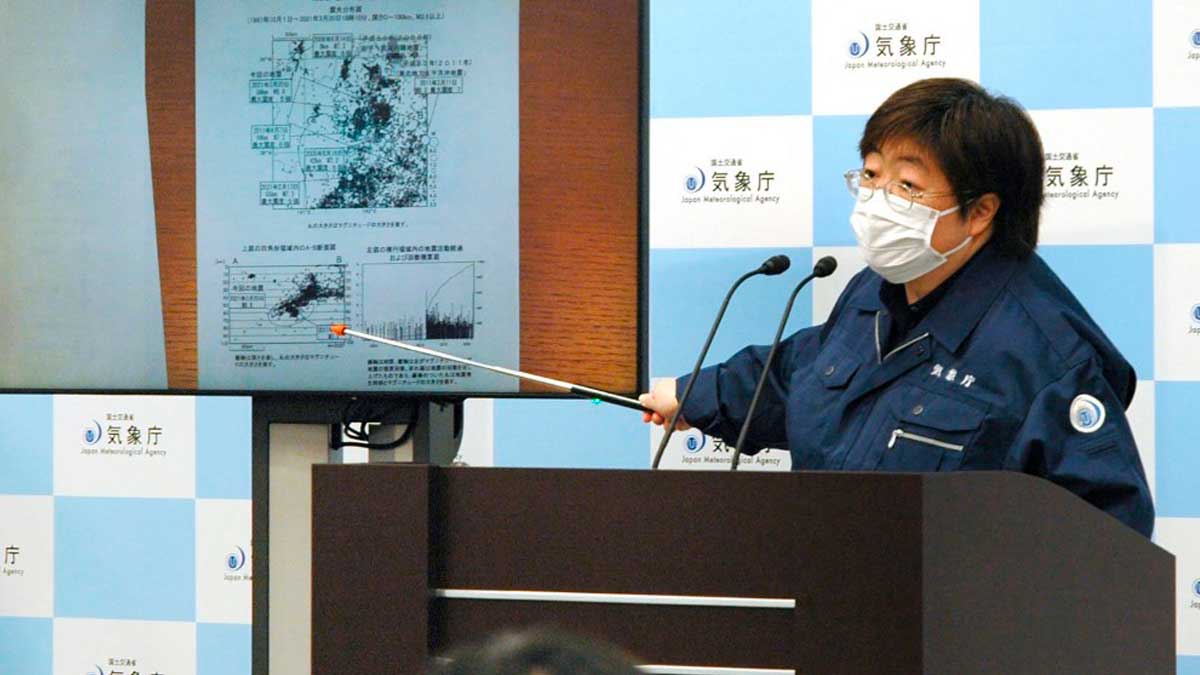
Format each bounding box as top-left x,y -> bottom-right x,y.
361,262 -> 477,341
224,265 -> 349,345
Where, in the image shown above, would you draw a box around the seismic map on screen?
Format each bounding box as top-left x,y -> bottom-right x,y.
254,33 -> 451,211
196,2 -> 520,393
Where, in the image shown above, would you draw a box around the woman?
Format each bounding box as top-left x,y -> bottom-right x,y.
639,78 -> 1153,537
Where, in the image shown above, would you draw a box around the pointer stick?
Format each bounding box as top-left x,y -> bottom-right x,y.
330,324 -> 650,413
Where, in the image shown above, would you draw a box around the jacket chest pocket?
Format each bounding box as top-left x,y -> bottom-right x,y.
787,341 -> 861,464
876,385 -> 987,472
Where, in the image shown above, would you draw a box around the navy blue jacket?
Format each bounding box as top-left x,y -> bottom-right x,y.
678,245 -> 1154,537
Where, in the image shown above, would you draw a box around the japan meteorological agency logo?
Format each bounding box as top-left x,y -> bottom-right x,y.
1191,304 -> 1200,325
82,420 -> 103,445
684,167 -> 706,193
684,432 -> 707,454
227,545 -> 248,572
1069,395 -> 1106,434
1192,29 -> 1200,48
848,32 -> 870,58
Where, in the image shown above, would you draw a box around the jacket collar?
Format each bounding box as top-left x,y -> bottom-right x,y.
844,242 -> 1020,355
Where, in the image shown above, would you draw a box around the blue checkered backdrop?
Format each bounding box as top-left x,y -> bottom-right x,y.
2,1 -> 1199,672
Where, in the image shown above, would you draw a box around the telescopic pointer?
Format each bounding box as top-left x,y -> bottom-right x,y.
330,324 -> 651,413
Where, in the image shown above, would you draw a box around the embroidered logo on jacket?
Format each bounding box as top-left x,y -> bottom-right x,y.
929,363 -> 975,388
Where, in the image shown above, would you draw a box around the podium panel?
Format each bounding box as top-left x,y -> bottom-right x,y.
311,466 -> 1173,674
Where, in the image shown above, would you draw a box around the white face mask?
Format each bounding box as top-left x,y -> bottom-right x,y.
850,187 -> 970,284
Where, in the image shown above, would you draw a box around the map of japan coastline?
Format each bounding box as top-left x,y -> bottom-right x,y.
254,33 -> 466,210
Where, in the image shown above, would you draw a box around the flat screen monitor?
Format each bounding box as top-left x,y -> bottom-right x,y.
0,0 -> 646,397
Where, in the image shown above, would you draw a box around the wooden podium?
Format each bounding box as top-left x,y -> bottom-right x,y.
310,466 -> 1173,674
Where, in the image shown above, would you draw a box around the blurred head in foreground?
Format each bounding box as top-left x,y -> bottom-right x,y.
431,628 -> 642,675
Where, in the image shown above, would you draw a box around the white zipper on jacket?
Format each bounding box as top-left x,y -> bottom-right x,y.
888,428 -> 965,452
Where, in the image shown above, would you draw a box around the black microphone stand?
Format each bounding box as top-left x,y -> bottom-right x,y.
730,257 -> 837,470
651,255 -> 789,469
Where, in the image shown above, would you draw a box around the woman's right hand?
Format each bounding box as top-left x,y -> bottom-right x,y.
638,378 -> 691,430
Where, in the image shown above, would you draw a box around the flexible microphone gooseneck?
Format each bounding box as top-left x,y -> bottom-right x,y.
650,254 -> 791,469
730,256 -> 838,470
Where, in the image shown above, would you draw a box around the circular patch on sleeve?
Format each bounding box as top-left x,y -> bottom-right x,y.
1069,394 -> 1106,434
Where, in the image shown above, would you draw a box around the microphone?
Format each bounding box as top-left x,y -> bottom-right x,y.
730,256 -> 837,470
812,255 -> 837,277
759,254 -> 791,276
651,254 -> 791,469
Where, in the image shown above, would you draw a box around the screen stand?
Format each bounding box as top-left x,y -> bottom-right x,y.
370,399 -> 463,465
251,395 -> 464,675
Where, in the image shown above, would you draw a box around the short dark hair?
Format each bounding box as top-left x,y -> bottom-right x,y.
431,629 -> 642,675
859,78 -> 1044,257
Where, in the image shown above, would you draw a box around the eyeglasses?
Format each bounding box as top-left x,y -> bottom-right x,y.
843,168 -> 958,214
